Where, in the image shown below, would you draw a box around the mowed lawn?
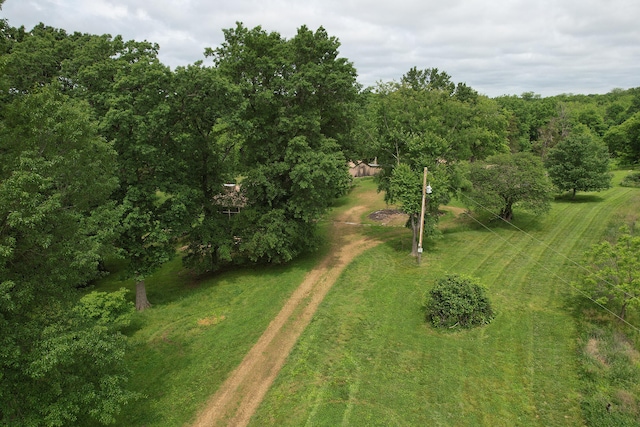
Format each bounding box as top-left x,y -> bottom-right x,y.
89,178 -> 386,427
91,241 -> 330,426
249,174 -> 640,426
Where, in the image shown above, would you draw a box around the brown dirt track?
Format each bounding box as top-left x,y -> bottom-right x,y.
189,205 -> 380,427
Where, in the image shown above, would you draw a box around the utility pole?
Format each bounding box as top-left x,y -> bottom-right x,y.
417,167 -> 428,265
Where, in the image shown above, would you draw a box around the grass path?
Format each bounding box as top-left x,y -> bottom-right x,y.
189,200 -> 381,426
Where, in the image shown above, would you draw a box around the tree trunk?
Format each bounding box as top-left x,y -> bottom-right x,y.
136,279 -> 152,311
410,213 -> 419,256
572,188 -> 577,199
501,202 -> 514,221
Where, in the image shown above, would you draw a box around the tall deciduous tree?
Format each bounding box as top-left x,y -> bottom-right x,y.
577,106 -> 607,137
465,152 -> 554,221
545,132 -> 612,198
384,163 -> 453,256
0,86 -> 120,303
169,62 -> 243,272
99,40 -> 185,310
0,26 -> 185,309
535,103 -> 573,161
0,86 -> 136,425
495,93 -> 558,153
401,66 -> 455,94
208,23 -> 357,263
370,83 -> 456,255
371,70 -> 507,255
1,24 -> 76,93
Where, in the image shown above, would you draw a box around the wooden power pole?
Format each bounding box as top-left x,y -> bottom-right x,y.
417,167 -> 428,265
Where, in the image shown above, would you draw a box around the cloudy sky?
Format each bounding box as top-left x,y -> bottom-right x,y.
3,0 -> 639,97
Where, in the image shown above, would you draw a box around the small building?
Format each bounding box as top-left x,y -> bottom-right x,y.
349,160 -> 380,178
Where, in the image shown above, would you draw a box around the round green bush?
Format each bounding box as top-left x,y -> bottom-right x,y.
425,274 -> 494,328
620,171 -> 640,188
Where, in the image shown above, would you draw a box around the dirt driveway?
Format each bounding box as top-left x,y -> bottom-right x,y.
190,204 -> 380,427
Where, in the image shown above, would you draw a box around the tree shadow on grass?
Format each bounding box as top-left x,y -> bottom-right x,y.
441,209 -> 546,234
373,209 -> 549,259
183,244 -> 325,288
554,193 -> 605,204
92,243 -> 327,312
378,233 -> 413,255
330,192 -> 352,210
120,313 -> 146,337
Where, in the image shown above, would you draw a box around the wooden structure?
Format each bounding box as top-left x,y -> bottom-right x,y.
349,160 -> 380,178
213,184 -> 247,218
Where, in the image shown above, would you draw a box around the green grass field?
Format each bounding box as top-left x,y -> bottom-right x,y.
91,239 -> 334,425
249,173 -> 640,426
93,173 -> 640,426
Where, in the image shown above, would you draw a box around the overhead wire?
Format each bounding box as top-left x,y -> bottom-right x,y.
449,186 -> 640,333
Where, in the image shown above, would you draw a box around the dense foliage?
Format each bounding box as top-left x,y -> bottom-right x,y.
2,7 -> 640,424
579,226 -> 640,320
0,18 -> 358,425
207,23 -> 357,264
605,111 -> 640,165
362,69 -> 508,254
545,132 -> 612,198
620,171 -> 640,188
424,274 -> 494,328
464,152 -> 554,221
0,87 -> 135,425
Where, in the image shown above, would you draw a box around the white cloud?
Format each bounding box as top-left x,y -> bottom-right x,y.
2,0 -> 639,96
85,0 -> 128,20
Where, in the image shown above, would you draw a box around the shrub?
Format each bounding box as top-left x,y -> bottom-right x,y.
620,171 -> 640,188
425,274 -> 494,328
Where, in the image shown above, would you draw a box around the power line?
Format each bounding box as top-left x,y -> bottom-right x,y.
457,188 -> 635,282
452,188 -> 640,332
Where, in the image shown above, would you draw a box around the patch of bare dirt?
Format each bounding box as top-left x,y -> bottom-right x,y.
368,209 -> 400,220
189,208 -> 380,427
368,209 -> 407,227
341,205 -> 370,223
366,205 -> 468,228
615,389 -> 639,414
197,315 -> 226,327
585,338 -> 609,367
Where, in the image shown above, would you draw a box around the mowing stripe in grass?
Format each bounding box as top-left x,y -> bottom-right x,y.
250,184 -> 638,426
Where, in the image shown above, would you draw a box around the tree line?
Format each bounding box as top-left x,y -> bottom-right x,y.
1,9 -> 639,424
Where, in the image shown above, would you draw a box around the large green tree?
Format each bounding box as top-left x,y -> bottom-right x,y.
1,26 -> 185,307
371,71 -> 507,255
1,24 -> 76,93
98,40 -> 186,310
370,82 -> 457,255
0,86 -> 136,425
465,152 -> 554,221
0,86 -> 119,304
208,23 -> 357,264
169,62 -> 244,272
580,226 -> 640,320
384,162 -> 453,256
545,132 -> 612,198
534,103 -> 573,161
